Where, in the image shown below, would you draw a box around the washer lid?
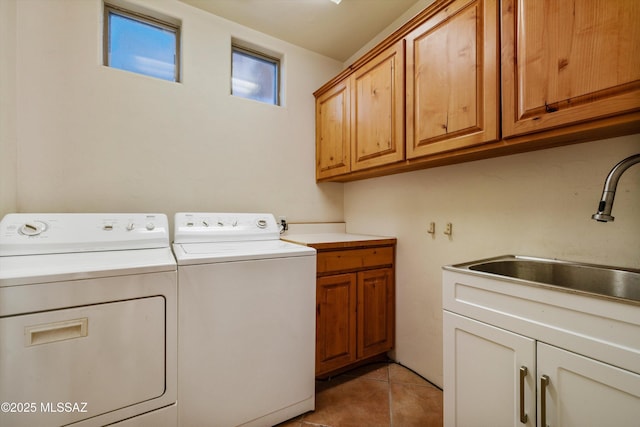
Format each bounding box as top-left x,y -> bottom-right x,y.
173,239 -> 315,265
0,213 -> 169,256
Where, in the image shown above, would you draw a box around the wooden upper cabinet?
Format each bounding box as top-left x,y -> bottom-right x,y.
406,0 -> 499,158
316,79 -> 351,180
501,0 -> 640,138
350,41 -> 405,171
314,0 -> 639,182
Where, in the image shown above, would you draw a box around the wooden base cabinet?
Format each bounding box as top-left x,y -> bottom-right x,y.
314,240 -> 395,377
444,311 -> 640,427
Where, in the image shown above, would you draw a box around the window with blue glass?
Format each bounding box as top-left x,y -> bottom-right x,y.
232,45 -> 280,105
104,4 -> 180,82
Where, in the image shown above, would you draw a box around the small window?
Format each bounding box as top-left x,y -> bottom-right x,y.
104,3 -> 180,82
231,45 -> 280,105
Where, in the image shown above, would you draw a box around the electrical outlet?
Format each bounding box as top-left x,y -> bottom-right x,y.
278,216 -> 288,231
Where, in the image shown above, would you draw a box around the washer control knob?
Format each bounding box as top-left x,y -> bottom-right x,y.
126,222 -> 135,231
146,222 -> 155,231
256,219 -> 268,229
19,221 -> 47,236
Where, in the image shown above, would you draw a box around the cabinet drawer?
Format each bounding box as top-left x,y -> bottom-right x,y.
317,246 -> 394,274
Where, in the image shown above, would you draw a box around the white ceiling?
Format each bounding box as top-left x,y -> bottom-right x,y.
179,0 -> 420,62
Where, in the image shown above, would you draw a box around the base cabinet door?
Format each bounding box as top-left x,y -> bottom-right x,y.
357,268 -> 394,359
316,273 -> 357,374
443,311 -> 536,427
444,311 -> 640,427
537,342 -> 640,427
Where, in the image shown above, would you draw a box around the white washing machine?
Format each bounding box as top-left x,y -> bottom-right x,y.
173,213 -> 316,427
0,213 -> 177,427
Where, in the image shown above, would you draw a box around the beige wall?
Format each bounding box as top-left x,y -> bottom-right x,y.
0,0 -> 17,218
344,135 -> 640,387
4,0 -> 639,393
341,0 -> 640,388
4,0 -> 344,224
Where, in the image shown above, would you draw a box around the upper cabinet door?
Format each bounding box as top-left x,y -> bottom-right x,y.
350,41 -> 405,171
406,0 -> 500,159
501,0 -> 640,138
316,79 -> 351,180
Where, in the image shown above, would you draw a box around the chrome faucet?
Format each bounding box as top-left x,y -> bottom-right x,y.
592,153 -> 640,222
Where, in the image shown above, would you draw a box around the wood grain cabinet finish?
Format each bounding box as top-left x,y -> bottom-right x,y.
316,273 -> 357,374
406,0 -> 499,158
350,41 -> 405,171
313,240 -> 396,377
357,268 -> 395,360
315,80 -> 351,180
314,0 -> 639,182
501,0 -> 640,138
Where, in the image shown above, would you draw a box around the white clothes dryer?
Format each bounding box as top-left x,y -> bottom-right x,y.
173,213 -> 316,427
0,213 -> 177,427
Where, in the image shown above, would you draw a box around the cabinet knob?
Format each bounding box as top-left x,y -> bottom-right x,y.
544,102 -> 558,113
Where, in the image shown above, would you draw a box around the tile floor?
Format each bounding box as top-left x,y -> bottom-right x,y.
276,362 -> 443,427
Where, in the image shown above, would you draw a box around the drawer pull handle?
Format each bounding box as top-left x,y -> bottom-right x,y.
519,366 -> 528,424
540,374 -> 550,427
25,318 -> 88,346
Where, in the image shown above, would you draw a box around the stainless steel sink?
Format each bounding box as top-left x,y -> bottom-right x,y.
447,255 -> 640,303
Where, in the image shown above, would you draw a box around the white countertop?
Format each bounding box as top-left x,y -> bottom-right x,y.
280,222 -> 395,249
282,232 -> 394,245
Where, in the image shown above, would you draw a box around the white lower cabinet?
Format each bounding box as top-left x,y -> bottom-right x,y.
443,311 -> 535,426
537,342 -> 640,427
444,311 -> 640,427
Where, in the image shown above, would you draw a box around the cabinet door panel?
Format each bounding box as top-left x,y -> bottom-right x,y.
316,80 -> 350,179
357,268 -> 394,359
443,311 -> 535,427
351,41 -> 405,171
502,0 -> 640,137
316,273 -> 357,375
406,0 -> 499,158
537,342 -> 640,427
